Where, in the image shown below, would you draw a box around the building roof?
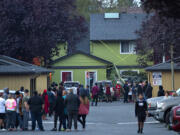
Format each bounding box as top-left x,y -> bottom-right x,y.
90,13 -> 147,41
51,51 -> 112,65
146,59 -> 180,71
0,55 -> 53,75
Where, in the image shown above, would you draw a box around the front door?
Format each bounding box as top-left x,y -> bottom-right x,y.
85,71 -> 97,89
30,78 -> 36,96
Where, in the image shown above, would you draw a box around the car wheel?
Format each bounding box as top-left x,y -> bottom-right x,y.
165,111 -> 170,126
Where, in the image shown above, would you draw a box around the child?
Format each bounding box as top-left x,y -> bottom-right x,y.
135,94 -> 148,134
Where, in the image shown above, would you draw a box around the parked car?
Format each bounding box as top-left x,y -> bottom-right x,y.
147,96 -> 165,117
169,105 -> 180,132
155,88 -> 180,124
96,80 -> 116,101
64,81 -> 80,94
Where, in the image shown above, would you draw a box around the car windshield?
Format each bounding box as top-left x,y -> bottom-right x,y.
103,82 -> 112,87
64,83 -> 79,88
176,88 -> 180,96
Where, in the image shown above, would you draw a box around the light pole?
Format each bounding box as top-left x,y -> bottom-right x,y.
170,45 -> 175,91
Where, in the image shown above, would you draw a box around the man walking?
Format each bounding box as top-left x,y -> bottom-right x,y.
28,91 -> 44,131
22,89 -> 29,131
91,83 -> 99,106
65,89 -> 80,132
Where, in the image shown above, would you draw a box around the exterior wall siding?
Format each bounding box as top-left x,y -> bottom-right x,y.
148,71 -> 180,97
0,75 -> 31,90
90,41 -> 138,66
53,54 -> 107,67
52,68 -> 107,86
36,75 -> 48,94
0,74 -> 48,94
52,43 -> 67,60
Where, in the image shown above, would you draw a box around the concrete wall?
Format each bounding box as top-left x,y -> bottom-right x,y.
148,71 -> 180,97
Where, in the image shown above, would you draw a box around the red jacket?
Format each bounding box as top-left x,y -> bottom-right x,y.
79,101 -> 89,115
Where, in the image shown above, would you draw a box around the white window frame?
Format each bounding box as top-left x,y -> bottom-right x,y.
120,42 -> 136,54
85,70 -> 98,87
120,70 -> 139,75
60,71 -> 73,82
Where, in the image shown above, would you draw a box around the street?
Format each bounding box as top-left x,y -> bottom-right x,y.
0,101 -> 177,135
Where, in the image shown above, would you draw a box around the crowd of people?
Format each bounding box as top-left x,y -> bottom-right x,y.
0,82 -> 90,132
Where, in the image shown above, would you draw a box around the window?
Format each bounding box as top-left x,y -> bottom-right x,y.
120,41 -> 136,54
61,71 -> 73,82
120,70 -> 139,75
104,13 -> 119,19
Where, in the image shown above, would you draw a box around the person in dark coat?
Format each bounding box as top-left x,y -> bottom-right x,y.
28,91 -> 44,131
145,83 -> 153,99
157,86 -> 165,97
65,89 -> 80,131
135,94 -> 148,134
123,81 -> 129,103
142,81 -> 148,94
47,87 -> 55,117
51,91 -> 65,131
137,81 -> 143,95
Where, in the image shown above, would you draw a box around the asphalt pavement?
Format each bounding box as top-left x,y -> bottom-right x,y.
0,101 -> 178,135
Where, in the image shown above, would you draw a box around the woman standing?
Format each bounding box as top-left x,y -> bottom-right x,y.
78,94 -> 89,130
5,94 -> 17,131
135,94 -> 148,134
42,89 -> 49,120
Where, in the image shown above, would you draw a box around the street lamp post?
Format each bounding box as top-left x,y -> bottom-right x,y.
170,45 -> 175,91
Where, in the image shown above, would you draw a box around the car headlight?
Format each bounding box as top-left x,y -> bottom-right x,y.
176,108 -> 180,116
157,102 -> 164,109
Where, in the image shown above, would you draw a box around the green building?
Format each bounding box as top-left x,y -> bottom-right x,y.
51,13 -> 147,87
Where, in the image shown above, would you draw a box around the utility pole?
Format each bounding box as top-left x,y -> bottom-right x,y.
170,45 -> 175,91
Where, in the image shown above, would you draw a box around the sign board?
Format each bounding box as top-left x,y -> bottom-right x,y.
152,72 -> 162,86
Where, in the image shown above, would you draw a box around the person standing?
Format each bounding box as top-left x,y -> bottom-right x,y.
15,91 -> 23,130
42,89 -> 49,120
3,88 -> 9,100
145,83 -> 153,99
157,86 -> 165,97
5,94 -> 17,131
0,92 -> 6,130
65,89 -> 80,132
78,94 -> 89,130
22,89 -> 29,131
91,83 -> 99,106
28,91 -> 44,131
62,90 -> 68,130
137,81 -> 143,96
51,91 -> 65,131
135,94 -> 148,134
105,84 -> 112,103
132,83 -> 137,102
115,81 -> 122,100
85,85 -> 90,98
47,87 -> 55,117
123,81 -> 129,103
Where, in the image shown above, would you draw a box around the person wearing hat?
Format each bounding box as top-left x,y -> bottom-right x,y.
22,89 -> 29,131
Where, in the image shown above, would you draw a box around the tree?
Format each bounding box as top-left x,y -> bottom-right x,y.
76,0 -> 138,21
141,0 -> 180,19
0,0 -> 87,66
136,13 -> 180,66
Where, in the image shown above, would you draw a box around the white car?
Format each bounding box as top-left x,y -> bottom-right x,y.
64,81 -> 80,95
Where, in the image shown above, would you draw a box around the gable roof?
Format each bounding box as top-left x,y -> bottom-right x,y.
0,55 -> 53,75
146,58 -> 180,71
90,13 -> 147,41
51,51 -> 112,65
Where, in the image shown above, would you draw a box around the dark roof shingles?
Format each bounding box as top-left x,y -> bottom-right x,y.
90,13 -> 147,41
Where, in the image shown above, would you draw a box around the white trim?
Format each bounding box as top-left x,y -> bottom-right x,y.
60,70 -> 73,82
85,70 -> 97,87
120,70 -> 139,75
